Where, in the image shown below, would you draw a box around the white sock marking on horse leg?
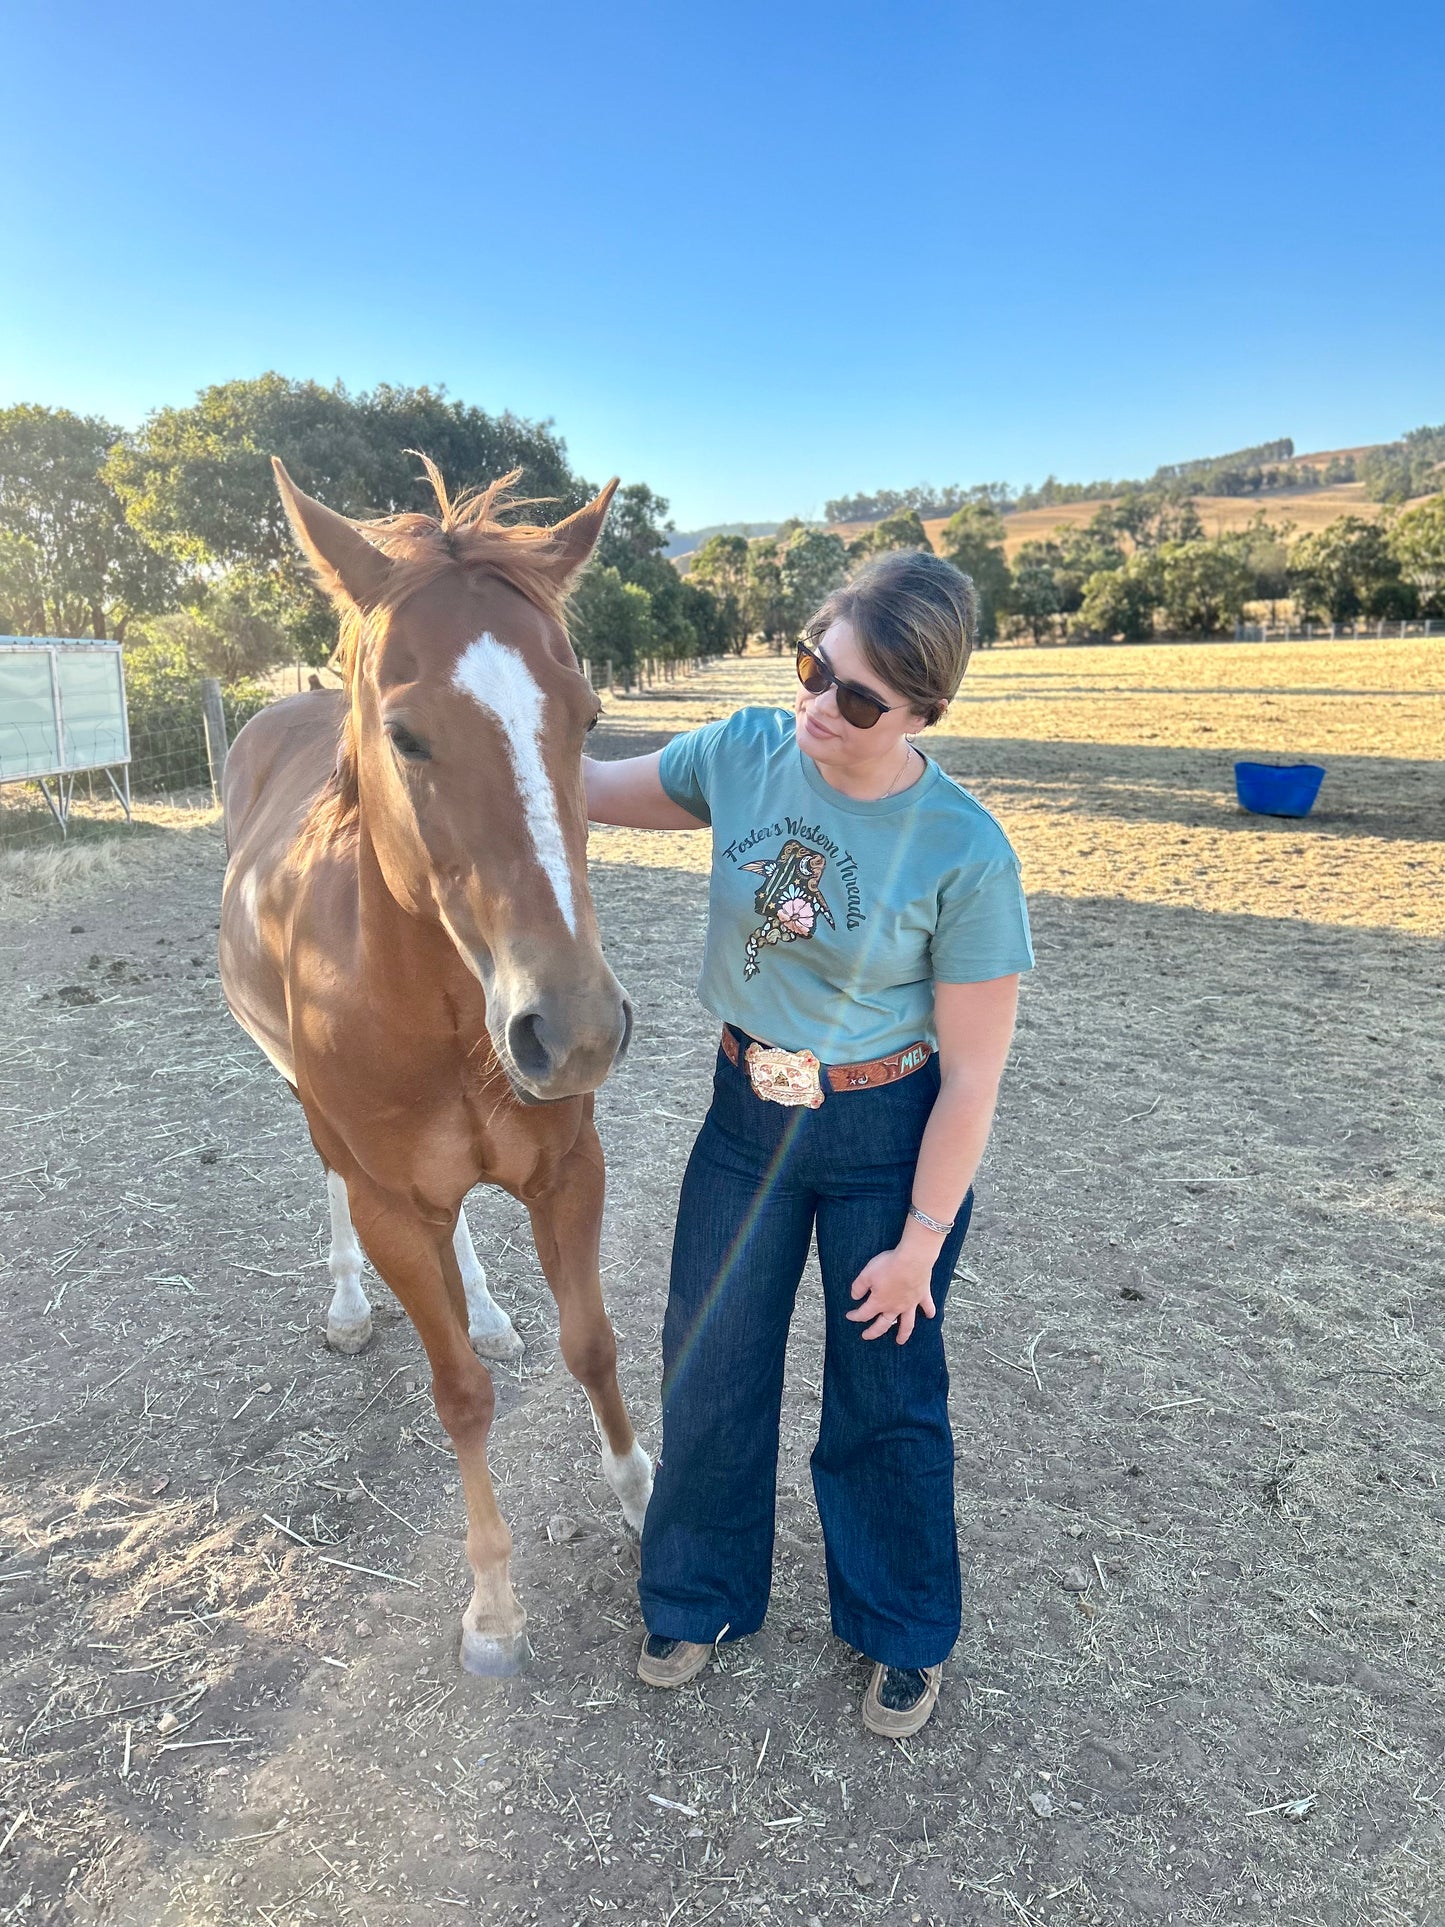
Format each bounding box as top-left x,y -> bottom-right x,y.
454,1204 -> 523,1361
452,633 -> 577,936
324,1169 -> 372,1354
588,1402 -> 653,1532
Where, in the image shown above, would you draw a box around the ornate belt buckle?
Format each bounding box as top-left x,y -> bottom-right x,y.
744,1043 -> 825,1109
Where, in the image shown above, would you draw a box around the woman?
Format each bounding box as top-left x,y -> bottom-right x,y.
583,550 -> 1032,1738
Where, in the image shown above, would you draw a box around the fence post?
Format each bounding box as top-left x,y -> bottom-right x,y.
200,677 -> 229,802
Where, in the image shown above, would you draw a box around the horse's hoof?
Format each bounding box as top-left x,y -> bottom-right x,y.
461,1624 -> 533,1677
604,1442 -> 655,1534
325,1315 -> 373,1355
470,1321 -> 524,1363
621,1486 -> 653,1535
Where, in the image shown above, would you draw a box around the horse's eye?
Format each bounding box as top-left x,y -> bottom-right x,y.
386,723 -> 431,762
587,713 -> 601,734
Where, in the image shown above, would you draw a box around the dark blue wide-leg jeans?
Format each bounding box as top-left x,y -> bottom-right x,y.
638,1036 -> 972,1670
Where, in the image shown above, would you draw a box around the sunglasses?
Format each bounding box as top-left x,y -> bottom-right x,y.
795,641 -> 899,731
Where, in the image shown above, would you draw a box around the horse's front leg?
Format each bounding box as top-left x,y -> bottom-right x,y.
342,1168 -> 530,1676
527,1120 -> 653,1532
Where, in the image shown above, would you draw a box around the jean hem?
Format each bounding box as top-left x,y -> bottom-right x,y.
639,1607 -> 765,1647
830,1611 -> 959,1672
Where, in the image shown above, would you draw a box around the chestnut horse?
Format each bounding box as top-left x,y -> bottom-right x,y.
219,459 -> 652,1674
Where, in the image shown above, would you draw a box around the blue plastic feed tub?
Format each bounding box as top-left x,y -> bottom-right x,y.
1234,761 -> 1325,818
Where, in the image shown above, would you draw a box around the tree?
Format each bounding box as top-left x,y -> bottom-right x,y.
1359,424 -> 1445,503
140,568 -> 292,683
779,529 -> 848,630
1289,517 -> 1408,623
105,374 -> 581,662
938,501 -> 1012,643
594,481 -> 674,578
1152,538 -> 1253,635
360,384 -> 583,518
688,534 -> 752,653
679,578 -> 729,658
591,479 -> 710,660
1389,494 -> 1445,615
1235,512 -> 1293,611
0,404 -> 177,638
825,482 -> 1013,523
848,507 -> 933,563
1010,541 -> 1065,643
568,564 -> 656,679
108,373 -> 581,566
0,531 -> 47,635
745,538 -> 790,648
1096,491 -> 1203,553
1076,556 -> 1158,641
1053,524 -> 1125,613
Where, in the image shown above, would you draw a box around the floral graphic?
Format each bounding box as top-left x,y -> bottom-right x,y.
740,839 -> 835,978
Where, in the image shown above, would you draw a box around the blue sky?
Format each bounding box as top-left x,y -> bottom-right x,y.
4,2 -> 1442,527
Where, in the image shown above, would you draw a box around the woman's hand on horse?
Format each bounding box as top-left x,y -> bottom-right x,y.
845,1245 -> 937,1344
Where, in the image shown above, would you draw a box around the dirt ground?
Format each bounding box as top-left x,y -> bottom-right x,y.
1,640 -> 1442,1927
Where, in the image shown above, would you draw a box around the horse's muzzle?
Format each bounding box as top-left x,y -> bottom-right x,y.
498,984 -> 632,1102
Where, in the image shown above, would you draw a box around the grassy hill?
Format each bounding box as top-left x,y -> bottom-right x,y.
674,437 -> 1440,564
927,480 -> 1391,559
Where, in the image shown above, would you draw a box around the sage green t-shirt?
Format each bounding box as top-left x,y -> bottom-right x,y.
658,706 -> 1033,1061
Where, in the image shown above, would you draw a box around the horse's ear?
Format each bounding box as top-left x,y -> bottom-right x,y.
548,478 -> 620,584
272,457 -> 392,610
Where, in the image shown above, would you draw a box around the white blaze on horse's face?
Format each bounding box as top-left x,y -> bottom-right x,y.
451,632 -> 578,938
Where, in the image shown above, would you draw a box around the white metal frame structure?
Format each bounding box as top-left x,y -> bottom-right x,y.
0,637 -> 132,833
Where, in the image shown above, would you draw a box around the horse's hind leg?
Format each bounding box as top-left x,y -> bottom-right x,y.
527,1120 -> 653,1532
323,1167 -> 373,1354
453,1203 -> 524,1363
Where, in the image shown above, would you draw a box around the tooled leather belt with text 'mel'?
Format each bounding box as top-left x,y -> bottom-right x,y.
721,1025 -> 933,1110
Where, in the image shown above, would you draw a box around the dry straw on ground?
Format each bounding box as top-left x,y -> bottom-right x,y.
1,639 -> 1441,1926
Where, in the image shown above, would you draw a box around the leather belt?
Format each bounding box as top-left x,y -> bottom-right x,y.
721,1024 -> 933,1107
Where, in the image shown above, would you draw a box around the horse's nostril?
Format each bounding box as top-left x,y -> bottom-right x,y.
617,997 -> 634,1062
506,1011 -> 552,1083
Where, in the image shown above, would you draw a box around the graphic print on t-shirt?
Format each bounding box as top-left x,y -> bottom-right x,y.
739,837 -> 836,979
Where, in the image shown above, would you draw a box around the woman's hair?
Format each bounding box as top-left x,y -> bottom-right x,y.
803,549 -> 977,726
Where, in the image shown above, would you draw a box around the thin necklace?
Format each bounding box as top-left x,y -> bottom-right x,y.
881,740 -> 917,800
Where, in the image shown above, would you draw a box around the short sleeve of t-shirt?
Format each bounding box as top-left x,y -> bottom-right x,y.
930,858 -> 1035,983
657,714 -> 733,825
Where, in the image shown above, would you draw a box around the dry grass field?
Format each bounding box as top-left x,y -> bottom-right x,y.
1,638 -> 1441,1927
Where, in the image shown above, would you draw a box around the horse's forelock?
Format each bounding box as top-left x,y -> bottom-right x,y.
298,474 -> 576,857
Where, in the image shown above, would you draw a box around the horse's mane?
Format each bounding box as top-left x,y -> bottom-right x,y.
302,460 -> 574,852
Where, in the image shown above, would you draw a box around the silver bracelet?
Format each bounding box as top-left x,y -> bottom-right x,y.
907,1203 -> 955,1235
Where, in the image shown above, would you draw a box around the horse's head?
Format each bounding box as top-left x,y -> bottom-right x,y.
273,457 -> 630,1103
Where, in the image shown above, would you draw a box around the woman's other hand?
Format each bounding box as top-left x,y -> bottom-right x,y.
845,1244 -> 938,1344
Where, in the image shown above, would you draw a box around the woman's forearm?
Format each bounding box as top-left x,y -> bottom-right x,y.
583,751 -> 707,830
897,1074 -> 999,1262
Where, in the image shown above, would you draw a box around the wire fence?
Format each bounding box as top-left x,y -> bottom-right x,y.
1235,617 -> 1445,642
0,684 -> 263,856
0,653 -> 719,856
